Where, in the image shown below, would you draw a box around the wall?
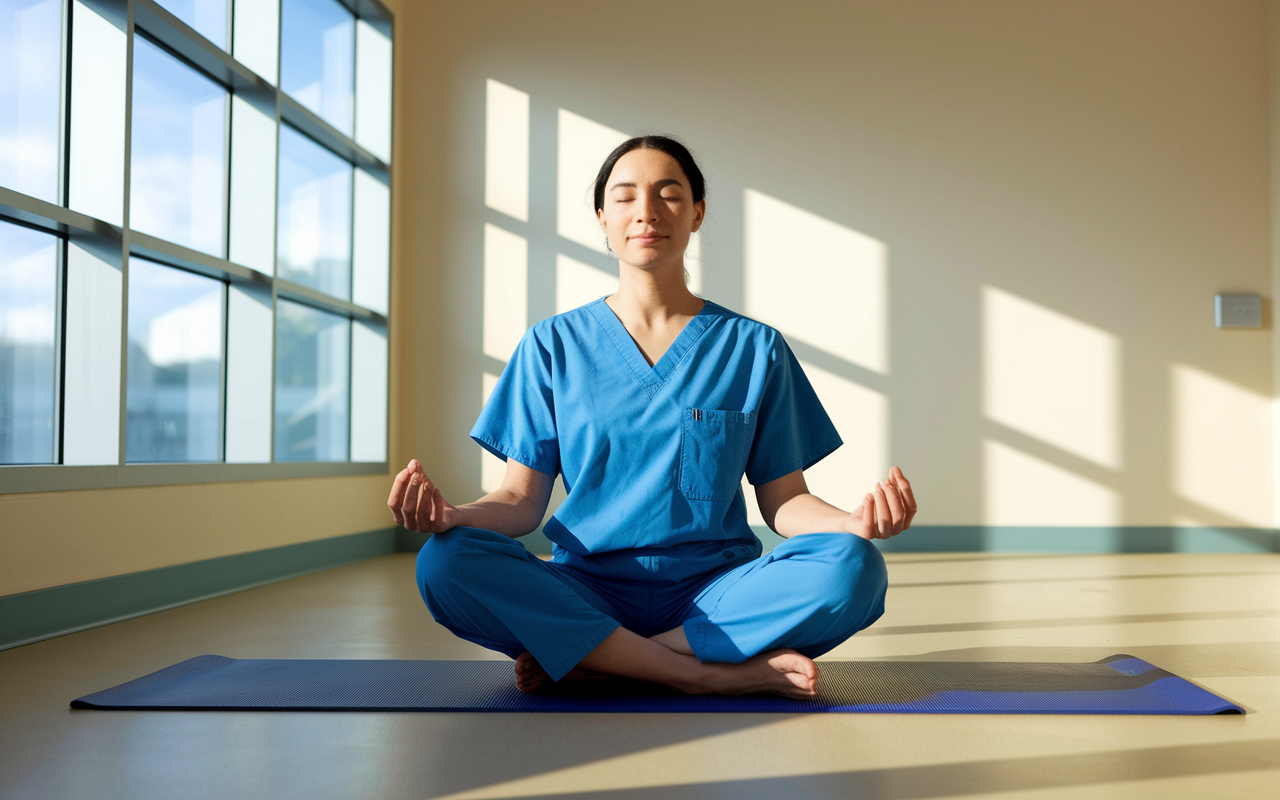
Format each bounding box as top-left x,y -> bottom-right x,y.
5,0 -> 1274,597
392,0 -> 1275,547
0,0 -> 407,597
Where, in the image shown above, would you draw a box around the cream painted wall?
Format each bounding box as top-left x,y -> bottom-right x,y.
4,0 -> 1274,597
0,0 -> 407,597
393,0 -> 1274,533
0,476 -> 392,595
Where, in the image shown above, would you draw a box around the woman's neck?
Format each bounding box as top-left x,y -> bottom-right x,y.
607,258 -> 703,329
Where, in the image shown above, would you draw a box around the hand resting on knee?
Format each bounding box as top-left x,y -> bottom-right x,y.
387,458 -> 553,537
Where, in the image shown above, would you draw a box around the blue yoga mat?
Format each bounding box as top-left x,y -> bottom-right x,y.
71,654 -> 1241,714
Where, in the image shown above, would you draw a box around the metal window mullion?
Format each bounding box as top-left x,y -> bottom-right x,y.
218,280 -> 229,461
58,0 -> 72,208
54,237 -> 68,465
219,85 -> 233,462
54,1 -> 72,464
384,15 -> 393,465
268,2 -> 283,464
116,0 -> 136,468
346,96 -> 356,463
226,0 -> 234,56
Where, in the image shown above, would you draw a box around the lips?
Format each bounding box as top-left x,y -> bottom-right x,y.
630,234 -> 666,244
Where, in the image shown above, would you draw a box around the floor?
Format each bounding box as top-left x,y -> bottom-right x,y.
1,551 -> 1278,799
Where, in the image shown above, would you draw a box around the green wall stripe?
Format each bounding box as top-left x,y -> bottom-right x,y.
843,526 -> 1278,554
0,528 -> 400,652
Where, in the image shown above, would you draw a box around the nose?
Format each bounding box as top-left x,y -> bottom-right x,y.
635,190 -> 660,222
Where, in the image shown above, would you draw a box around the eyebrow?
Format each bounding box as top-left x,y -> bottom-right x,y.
609,179 -> 685,192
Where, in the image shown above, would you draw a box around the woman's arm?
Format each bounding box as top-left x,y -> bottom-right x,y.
388,457 -> 554,537
755,466 -> 917,540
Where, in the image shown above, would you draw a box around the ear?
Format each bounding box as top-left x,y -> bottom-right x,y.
690,200 -> 706,233
597,207 -> 608,234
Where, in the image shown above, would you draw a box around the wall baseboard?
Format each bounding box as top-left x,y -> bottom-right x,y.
0,528 -> 402,652
861,525 -> 1280,554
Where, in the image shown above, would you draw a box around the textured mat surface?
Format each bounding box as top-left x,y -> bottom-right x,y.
70,654 -> 1243,714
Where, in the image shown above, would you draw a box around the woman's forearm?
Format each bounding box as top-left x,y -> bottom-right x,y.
770,492 -> 851,538
454,488 -> 545,537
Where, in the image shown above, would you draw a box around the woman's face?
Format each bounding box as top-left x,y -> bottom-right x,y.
597,148 -> 705,271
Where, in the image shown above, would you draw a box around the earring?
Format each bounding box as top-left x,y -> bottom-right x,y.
605,237 -> 614,256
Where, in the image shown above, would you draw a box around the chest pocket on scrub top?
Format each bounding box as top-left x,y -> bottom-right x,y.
679,408 -> 756,502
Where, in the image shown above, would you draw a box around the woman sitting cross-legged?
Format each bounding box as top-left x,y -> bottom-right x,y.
388,135 -> 916,699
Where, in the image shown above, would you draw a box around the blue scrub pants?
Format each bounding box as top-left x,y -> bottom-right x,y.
416,527 -> 888,681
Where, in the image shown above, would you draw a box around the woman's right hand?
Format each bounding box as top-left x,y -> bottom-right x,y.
388,459 -> 462,533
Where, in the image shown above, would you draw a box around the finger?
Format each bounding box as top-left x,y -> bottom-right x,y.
880,478 -> 905,534
399,472 -> 418,530
891,467 -> 918,528
872,483 -> 892,539
431,487 -> 445,532
416,475 -> 435,531
423,477 -> 437,526
857,493 -> 876,540
387,466 -> 412,522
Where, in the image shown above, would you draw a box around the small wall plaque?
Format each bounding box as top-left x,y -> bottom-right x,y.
1214,294 -> 1262,328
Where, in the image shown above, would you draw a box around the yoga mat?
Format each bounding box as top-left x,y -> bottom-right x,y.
71,654 -> 1241,714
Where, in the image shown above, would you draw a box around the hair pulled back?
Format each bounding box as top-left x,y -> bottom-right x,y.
592,135 -> 706,213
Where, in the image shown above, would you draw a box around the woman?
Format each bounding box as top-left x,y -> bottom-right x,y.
388,136 -> 916,699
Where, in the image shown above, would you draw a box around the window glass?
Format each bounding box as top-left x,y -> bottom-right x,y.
277,124 -> 351,299
0,220 -> 58,464
0,0 -> 62,203
126,258 -> 223,462
129,36 -> 227,256
275,299 -> 349,462
153,0 -> 227,50
280,0 -> 354,135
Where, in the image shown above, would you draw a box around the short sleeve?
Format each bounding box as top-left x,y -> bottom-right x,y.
744,334 -> 843,486
469,328 -> 560,477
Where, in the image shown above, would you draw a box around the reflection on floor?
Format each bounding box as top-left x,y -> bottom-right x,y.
1,551 -> 1277,799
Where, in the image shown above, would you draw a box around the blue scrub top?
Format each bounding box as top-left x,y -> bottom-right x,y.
471,298 -> 842,582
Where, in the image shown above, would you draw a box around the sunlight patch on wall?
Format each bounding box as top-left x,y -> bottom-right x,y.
484,79 -> 529,222
983,439 -> 1118,526
480,372 -> 505,493
982,287 -> 1121,470
556,109 -> 628,253
743,189 -> 887,373
685,230 -> 702,294
556,253 -> 617,315
482,223 -> 527,362
1171,364 -> 1272,527
796,358 -> 888,512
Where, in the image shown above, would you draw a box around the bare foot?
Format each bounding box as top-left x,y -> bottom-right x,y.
514,652 -> 611,694
698,649 -> 820,700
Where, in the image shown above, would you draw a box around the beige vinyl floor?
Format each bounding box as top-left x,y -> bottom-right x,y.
1,551 -> 1278,799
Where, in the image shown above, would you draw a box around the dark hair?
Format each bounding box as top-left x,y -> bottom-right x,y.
592,135 -> 706,213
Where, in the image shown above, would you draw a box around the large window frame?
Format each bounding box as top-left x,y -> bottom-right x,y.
0,0 -> 393,494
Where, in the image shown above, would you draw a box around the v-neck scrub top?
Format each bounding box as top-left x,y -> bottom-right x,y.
470,298 -> 843,584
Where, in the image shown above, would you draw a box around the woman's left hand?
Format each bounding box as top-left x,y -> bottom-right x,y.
846,466 -> 917,540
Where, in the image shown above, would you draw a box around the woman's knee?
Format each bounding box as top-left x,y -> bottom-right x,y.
415,526 -> 513,595
806,534 -> 888,625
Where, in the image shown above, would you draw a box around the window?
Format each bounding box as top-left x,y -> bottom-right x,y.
153,0 -> 227,50
277,124 -> 351,298
0,0 -> 394,491
281,0 -> 354,135
130,34 -> 228,257
126,258 -> 224,463
0,220 -> 58,465
275,299 -> 350,462
0,0 -> 63,205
